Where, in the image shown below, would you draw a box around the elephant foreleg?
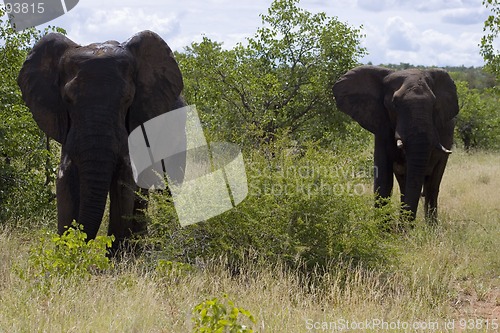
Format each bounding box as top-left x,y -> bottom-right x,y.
373,136 -> 394,205
109,157 -> 148,252
109,160 -> 137,239
423,156 -> 448,223
56,154 -> 80,234
423,181 -> 438,223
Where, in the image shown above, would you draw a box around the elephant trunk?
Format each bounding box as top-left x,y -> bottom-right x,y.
75,127 -> 119,240
78,160 -> 114,240
403,137 -> 431,219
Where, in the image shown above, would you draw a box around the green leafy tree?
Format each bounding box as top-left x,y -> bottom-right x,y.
455,81 -> 500,150
178,0 -> 366,146
448,66 -> 496,90
481,0 -> 500,79
0,8 -> 65,222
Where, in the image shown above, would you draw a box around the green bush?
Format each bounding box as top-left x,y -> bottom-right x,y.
18,222 -> 114,291
155,259 -> 194,282
455,81 -> 500,151
145,135 -> 396,271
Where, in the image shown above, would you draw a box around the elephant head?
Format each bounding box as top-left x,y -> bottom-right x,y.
18,31 -> 184,240
333,65 -> 458,220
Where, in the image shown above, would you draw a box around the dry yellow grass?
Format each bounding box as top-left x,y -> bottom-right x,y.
439,150 -> 500,322
0,150 -> 498,332
441,150 -> 500,220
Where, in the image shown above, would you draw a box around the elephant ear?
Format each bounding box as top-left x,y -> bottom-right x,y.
124,30 -> 184,133
333,65 -> 394,134
429,69 -> 459,127
17,33 -> 78,144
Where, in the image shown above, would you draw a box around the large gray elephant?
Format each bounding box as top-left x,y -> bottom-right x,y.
18,31 -> 185,246
333,65 -> 459,222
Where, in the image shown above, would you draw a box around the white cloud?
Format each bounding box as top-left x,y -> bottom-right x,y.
36,0 -> 487,66
385,16 -> 420,51
417,25 -> 484,66
63,7 -> 180,45
358,0 -> 391,12
423,30 -> 484,65
442,8 -> 489,25
414,0 -> 471,12
360,14 -> 485,66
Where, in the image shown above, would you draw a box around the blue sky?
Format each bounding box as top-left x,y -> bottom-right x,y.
7,0 -> 496,66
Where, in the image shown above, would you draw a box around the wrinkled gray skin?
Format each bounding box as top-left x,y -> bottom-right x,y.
333,65 -> 459,222
18,31 -> 185,246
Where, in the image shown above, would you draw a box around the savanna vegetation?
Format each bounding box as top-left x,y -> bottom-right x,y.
1,0 -> 499,331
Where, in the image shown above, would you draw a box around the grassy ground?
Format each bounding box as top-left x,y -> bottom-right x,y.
0,150 -> 498,332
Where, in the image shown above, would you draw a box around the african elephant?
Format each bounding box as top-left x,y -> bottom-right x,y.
333,65 -> 459,222
18,31 -> 185,246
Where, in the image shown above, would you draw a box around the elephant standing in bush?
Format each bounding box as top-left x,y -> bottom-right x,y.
333,66 -> 459,222
18,31 -> 185,246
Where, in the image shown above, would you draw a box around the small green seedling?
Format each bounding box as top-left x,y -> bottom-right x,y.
192,293 -> 257,333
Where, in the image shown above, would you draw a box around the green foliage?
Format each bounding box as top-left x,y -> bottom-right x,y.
379,65 -> 496,91
481,0 -> 500,79
155,259 -> 194,281
177,0 -> 366,147
448,66 -> 496,90
147,135 -> 395,271
0,7 -> 65,223
455,81 -> 500,151
192,294 -> 256,333
18,222 -> 114,291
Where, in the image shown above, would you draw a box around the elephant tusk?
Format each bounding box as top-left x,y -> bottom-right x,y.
396,139 -> 404,149
437,143 -> 452,154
